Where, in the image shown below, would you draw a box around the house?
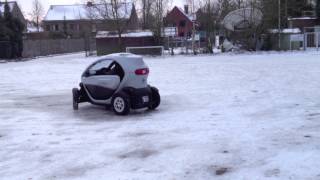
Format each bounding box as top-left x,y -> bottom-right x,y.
96,30 -> 158,55
0,1 -> 26,29
42,2 -> 139,38
287,0 -> 319,32
268,28 -> 303,50
288,17 -> 320,32
164,6 -> 195,37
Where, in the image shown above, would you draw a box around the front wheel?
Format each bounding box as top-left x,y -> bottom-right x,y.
72,88 -> 80,110
148,87 -> 160,110
112,92 -> 130,115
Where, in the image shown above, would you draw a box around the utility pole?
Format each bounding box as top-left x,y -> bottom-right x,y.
278,0 -> 281,50
191,0 -> 197,55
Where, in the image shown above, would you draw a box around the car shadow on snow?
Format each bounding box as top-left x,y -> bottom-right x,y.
72,104 -> 161,122
7,92 -> 166,122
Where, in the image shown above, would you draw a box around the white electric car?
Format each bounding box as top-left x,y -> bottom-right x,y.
72,53 -> 160,115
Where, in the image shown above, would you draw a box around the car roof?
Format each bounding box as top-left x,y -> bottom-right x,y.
98,53 -> 146,71
100,53 -> 141,60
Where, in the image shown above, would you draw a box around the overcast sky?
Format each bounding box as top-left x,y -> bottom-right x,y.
15,0 -> 184,19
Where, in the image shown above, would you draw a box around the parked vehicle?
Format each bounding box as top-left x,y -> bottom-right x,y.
72,53 -> 160,115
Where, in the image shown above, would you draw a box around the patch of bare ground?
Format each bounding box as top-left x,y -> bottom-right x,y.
208,165 -> 232,176
118,149 -> 158,159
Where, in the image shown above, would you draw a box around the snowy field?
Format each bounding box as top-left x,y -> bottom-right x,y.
1,51 -> 320,180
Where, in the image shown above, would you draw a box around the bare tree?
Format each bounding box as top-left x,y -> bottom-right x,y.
197,0 -> 221,53
184,0 -> 201,13
151,0 -> 171,43
97,0 -> 132,51
140,0 -> 154,29
30,0 -> 44,32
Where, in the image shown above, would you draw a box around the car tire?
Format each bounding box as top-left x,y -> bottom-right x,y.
72,88 -> 80,110
112,92 -> 130,115
148,87 -> 160,110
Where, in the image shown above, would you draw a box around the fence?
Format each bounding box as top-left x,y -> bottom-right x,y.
304,32 -> 320,50
0,41 -> 12,59
165,37 -> 205,54
22,38 -> 96,58
126,46 -> 164,56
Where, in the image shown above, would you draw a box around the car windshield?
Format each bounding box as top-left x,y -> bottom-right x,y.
89,60 -> 112,71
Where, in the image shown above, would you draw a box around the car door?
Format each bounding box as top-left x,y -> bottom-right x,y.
82,60 -> 121,101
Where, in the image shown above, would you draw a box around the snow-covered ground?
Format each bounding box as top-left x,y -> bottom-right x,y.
1,51 -> 320,180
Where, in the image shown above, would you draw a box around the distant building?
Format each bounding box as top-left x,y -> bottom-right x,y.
96,30 -> 157,55
0,1 -> 26,29
42,2 -> 139,38
288,17 -> 320,32
287,0 -> 320,32
164,6 -> 195,37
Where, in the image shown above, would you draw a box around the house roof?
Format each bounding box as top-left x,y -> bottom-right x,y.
177,7 -> 195,21
96,30 -> 153,38
269,28 -> 301,34
43,2 -> 133,21
288,17 -> 318,21
171,6 -> 195,22
0,1 -> 16,14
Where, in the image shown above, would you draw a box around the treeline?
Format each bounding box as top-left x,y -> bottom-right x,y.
134,0 -> 320,52
0,1 -> 24,59
194,0 -> 320,50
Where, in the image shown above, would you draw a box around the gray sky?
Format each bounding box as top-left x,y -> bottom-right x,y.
16,0 -> 184,19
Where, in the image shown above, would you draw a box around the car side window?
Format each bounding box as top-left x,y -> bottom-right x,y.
86,60 -> 112,76
85,60 -> 124,80
108,62 -> 125,80
90,60 -> 112,72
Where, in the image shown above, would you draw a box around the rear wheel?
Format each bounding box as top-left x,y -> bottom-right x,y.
112,92 -> 130,115
148,87 -> 160,110
72,88 -> 80,110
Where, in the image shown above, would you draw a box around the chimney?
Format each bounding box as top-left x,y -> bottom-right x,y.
87,1 -> 93,7
184,5 -> 189,14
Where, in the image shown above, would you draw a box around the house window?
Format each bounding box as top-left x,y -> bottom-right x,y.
179,20 -> 186,27
54,24 -> 59,31
46,25 -> 50,31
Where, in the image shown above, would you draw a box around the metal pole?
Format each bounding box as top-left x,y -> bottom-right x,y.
191,0 -> 196,55
278,0 -> 281,50
304,33 -> 307,51
316,32 -> 319,51
304,27 -> 306,51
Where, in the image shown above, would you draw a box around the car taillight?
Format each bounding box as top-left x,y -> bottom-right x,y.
135,68 -> 149,75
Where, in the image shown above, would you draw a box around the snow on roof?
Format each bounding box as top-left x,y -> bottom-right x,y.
96,30 -> 153,38
103,53 -> 142,59
269,28 -> 301,34
0,1 -> 15,14
44,3 -> 133,21
288,17 -> 318,20
176,7 -> 195,22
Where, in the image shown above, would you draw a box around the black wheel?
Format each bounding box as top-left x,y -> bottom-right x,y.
111,92 -> 130,115
148,87 -> 160,110
72,88 -> 80,110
